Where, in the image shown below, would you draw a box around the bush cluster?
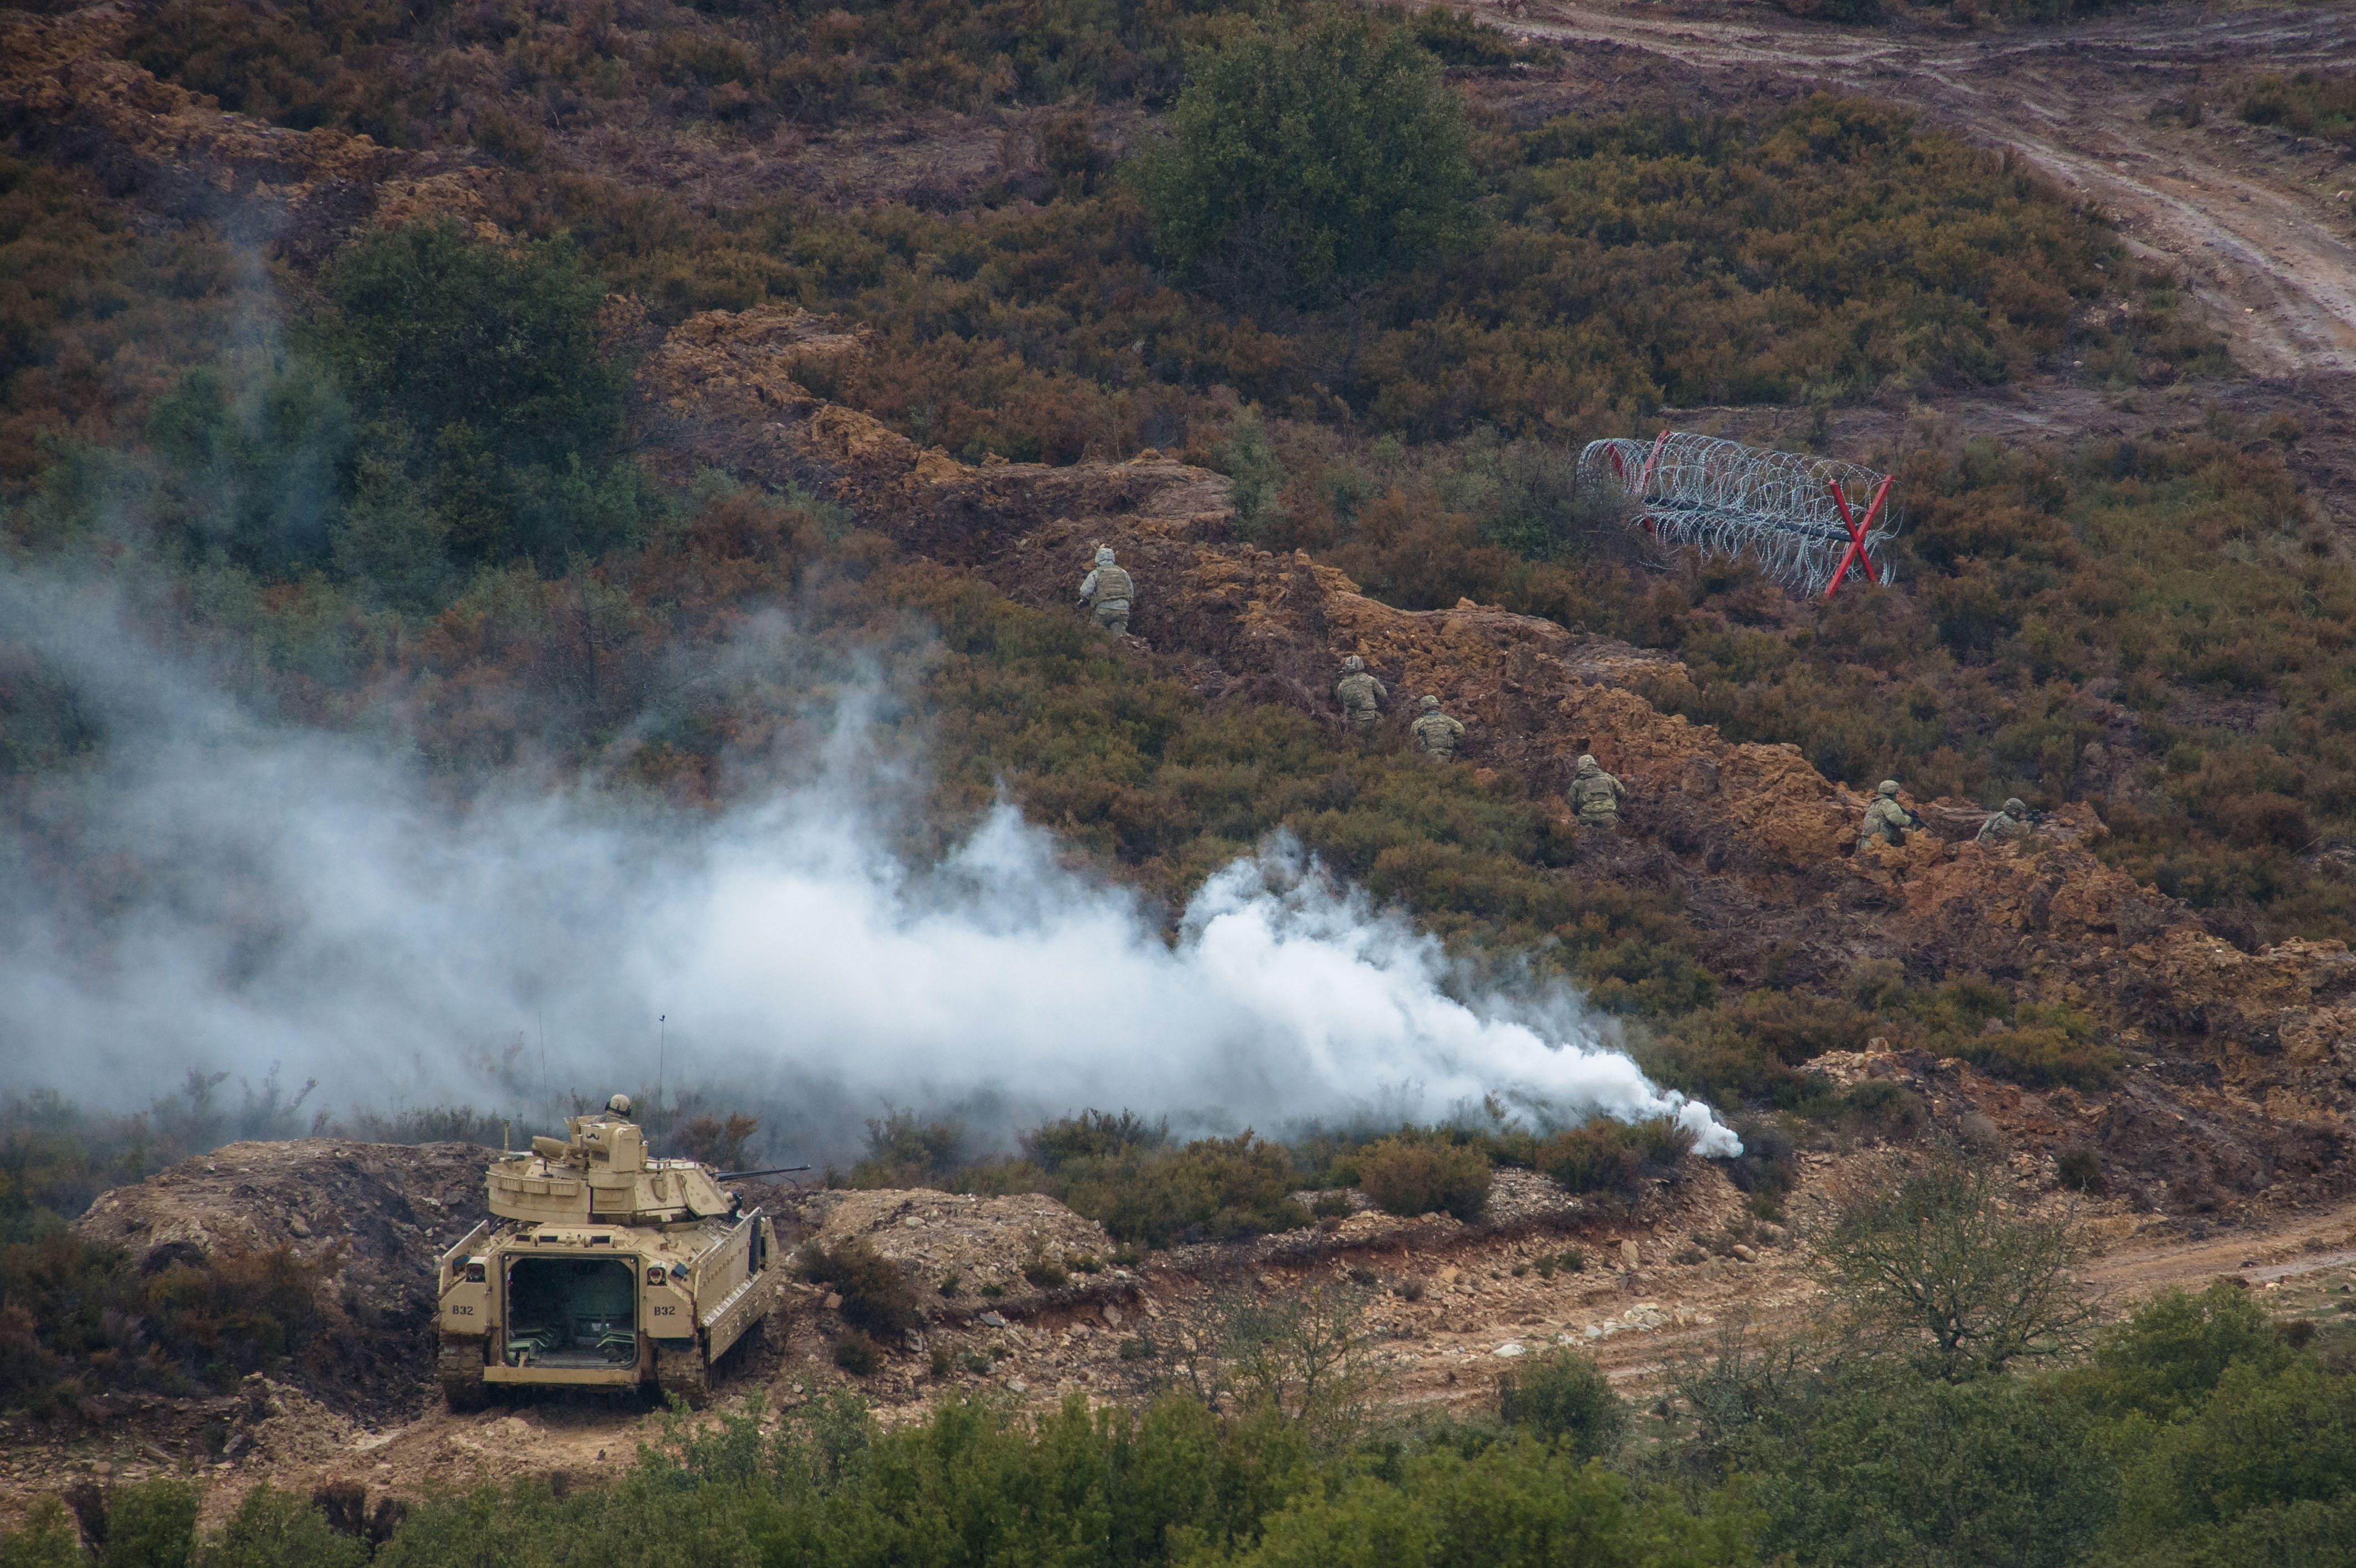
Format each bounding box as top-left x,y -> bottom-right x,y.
1533,1117 -> 1697,1200
796,1239 -> 920,1340
464,89 -> 2198,461
0,1230 -> 338,1417
1136,8 -> 1477,307
1495,1345 -> 1627,1459
2239,69 -> 2356,145
1352,1134 -> 1493,1221
121,0 -> 1226,152
11,1274 -> 2347,1568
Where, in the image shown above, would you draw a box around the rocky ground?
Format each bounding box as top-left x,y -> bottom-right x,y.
7,0 -> 2356,1531
5,1127 -> 2352,1532
632,292 -> 2356,1223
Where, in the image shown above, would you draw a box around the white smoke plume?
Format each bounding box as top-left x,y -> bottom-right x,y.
0,566 -> 1739,1157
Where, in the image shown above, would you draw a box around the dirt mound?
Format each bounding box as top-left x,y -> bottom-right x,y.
634,301 -> 2356,1215
75,1140 -> 495,1415
798,1187 -> 1133,1325
0,7 -> 422,263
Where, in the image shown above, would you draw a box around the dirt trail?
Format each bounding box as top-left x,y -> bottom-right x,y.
1474,1 -> 2356,378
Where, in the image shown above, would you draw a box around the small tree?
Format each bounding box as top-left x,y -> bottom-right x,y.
317,219 -> 619,472
1818,1151 -> 2097,1381
1136,7 -> 1477,308
1497,1346 -> 1627,1459
1216,1283 -> 1383,1452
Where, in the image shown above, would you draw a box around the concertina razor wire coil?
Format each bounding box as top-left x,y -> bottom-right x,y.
1576,432 -> 1900,598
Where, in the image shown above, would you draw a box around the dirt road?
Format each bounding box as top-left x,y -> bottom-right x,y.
1476,2 -> 2356,377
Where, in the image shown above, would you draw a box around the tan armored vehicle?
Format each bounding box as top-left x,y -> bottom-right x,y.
433,1098 -> 795,1409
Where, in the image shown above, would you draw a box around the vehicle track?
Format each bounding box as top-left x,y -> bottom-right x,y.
1475,1 -> 2356,378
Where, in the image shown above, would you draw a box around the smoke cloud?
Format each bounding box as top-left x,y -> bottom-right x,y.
0,565 -> 1739,1157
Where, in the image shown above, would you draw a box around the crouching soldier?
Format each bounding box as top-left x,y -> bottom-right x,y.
1410,695 -> 1466,760
1856,778 -> 1922,854
1976,797 -> 2034,845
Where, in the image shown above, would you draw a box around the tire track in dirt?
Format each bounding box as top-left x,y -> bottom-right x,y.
1468,1 -> 2356,378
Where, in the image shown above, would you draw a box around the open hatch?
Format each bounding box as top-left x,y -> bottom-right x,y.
503,1255 -> 639,1368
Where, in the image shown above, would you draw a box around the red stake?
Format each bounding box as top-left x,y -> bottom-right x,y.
1823,474 -> 1893,598
1637,429 -> 1671,496
1635,429 -> 1671,535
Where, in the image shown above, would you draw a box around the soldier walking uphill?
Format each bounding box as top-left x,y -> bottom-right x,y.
1856,779 -> 1924,854
1335,655 -> 1387,734
1410,695 -> 1466,760
1077,546 -> 1134,636
1570,754 -> 1625,831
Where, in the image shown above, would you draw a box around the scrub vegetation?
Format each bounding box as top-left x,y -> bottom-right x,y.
11,1180 -> 2353,1568
6,2 -> 2356,1554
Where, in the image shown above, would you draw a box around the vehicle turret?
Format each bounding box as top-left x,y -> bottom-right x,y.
436,1097 -> 796,1411
485,1111 -> 736,1225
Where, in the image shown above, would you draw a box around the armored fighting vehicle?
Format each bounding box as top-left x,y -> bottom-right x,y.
434,1099 -> 793,1409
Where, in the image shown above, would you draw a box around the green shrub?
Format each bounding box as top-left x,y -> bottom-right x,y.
832,1331 -> 880,1375
2240,69 -> 2356,145
1355,1134 -> 1492,1221
851,1109 -> 966,1188
319,219 -> 618,468
1837,1080 -> 1928,1141
1406,6 -> 1553,68
1136,7 -> 1477,306
0,1225 -> 342,1415
192,1485 -> 368,1568
2082,1282 -> 2288,1424
0,1498 -> 84,1568
1742,1374 -> 2112,1568
2110,1356 -> 2356,1552
145,358 -> 352,576
1058,1133 -> 1312,1248
101,1478 -> 200,1568
1535,1118 -> 1695,1198
2055,1145 -> 2106,1194
314,219 -> 636,572
1495,1346 -> 1627,1459
797,1239 -> 919,1339
1020,1110 -> 1166,1171
1965,1010 -> 2125,1090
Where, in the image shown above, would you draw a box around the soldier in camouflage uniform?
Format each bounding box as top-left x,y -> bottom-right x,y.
1077,546 -> 1134,635
1570,754 -> 1625,831
1334,655 -> 1387,733
1410,695 -> 1466,760
1976,797 -> 2033,845
1856,779 -> 1918,853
